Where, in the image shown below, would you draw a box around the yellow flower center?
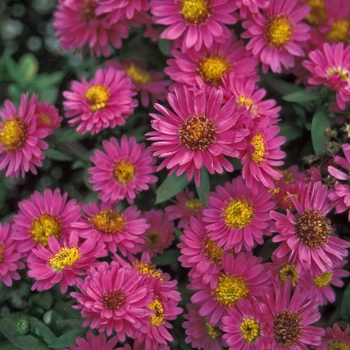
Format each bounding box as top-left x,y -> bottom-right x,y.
281,169 -> 295,183
197,53 -> 231,86
102,290 -> 125,310
148,298 -> 165,327
203,322 -> 221,339
146,229 -> 162,249
49,246 -> 81,271
327,67 -> 349,82
39,113 -> 52,125
214,273 -> 249,308
313,272 -> 333,288
264,14 -> 293,49
180,0 -> 211,25
179,114 -> 217,151
0,117 -> 28,153
113,158 -> 135,184
278,263 -> 299,287
250,133 -> 267,164
0,244 -> 4,263
85,85 -> 110,112
132,260 -> 164,282
327,20 -> 350,43
90,209 -> 127,234
29,213 -> 62,247
223,198 -> 254,229
202,237 -> 224,265
125,63 -> 152,85
80,0 -> 98,22
185,198 -> 203,211
240,318 -> 261,343
238,96 -> 259,117
328,341 -> 350,350
305,0 -> 327,26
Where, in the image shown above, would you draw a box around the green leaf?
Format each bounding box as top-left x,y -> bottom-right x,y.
174,229 -> 183,242
39,87 -> 59,104
55,128 -> 87,144
6,58 -> 22,84
158,39 -> 170,56
261,75 -> 304,95
152,249 -> 180,266
340,282 -> 350,322
48,328 -> 86,349
282,91 -> 320,103
0,341 -> 21,350
279,122 -> 303,144
155,172 -> 189,204
44,149 -> 73,162
18,53 -> 39,82
29,292 -> 53,311
196,167 -> 209,206
311,108 -> 331,154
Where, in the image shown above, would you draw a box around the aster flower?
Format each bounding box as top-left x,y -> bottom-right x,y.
71,260 -> 153,340
63,67 -> 137,135
147,84 -> 248,186
182,302 -> 225,350
303,42 -> 350,110
35,100 -> 62,130
12,188 -> 82,257
190,252 -> 271,325
202,175 -> 276,252
261,282 -> 324,349
317,323 -> 350,350
271,181 -> 350,273
241,0 -> 310,73
0,222 -> 25,287
221,299 -> 270,350
64,330 -> 118,350
88,135 -> 158,204
150,0 -> 238,53
27,230 -> 107,293
236,0 -> 270,19
0,93 -> 51,178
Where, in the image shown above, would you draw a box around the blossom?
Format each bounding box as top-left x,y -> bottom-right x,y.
147,84 -> 248,186
71,260 -> 153,340
64,330 -> 118,350
88,135 -> 157,204
27,230 -> 107,293
316,323 -> 350,350
35,100 -> 62,130
0,93 -> 51,178
202,175 -> 276,252
303,42 -> 350,110
235,0 -> 270,19
63,67 -> 137,135
12,188 -> 82,257
0,222 -> 25,287
241,0 -> 310,73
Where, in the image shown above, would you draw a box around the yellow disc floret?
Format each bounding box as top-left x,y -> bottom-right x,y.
240,318 -> 261,343
264,14 -> 293,49
85,85 -> 110,112
148,298 -> 166,327
49,246 -> 81,271
327,20 -> 350,43
125,63 -> 152,85
185,198 -> 203,211
223,198 -> 254,229
0,117 -> 28,153
180,0 -> 211,25
305,0 -> 327,26
146,229 -> 162,249
250,133 -> 267,164
113,158 -> 135,184
313,272 -> 333,288
90,209 -> 127,234
203,322 -> 221,339
29,213 -> 62,247
278,263 -> 299,287
197,53 -> 231,86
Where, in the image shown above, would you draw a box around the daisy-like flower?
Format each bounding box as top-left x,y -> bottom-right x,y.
303,42 -> 350,110
317,323 -> 350,350
12,188 -> 82,257
183,302 -> 225,350
64,330 -> 118,350
240,117 -> 286,191
35,100 -> 62,130
0,222 -> 25,287
147,84 -> 248,186
262,282 -> 324,349
0,93 -> 51,178
236,0 -> 270,19
88,135 -> 158,204
63,67 -> 137,135
221,299 -> 270,350
53,0 -> 130,57
141,209 -> 175,258
107,59 -> 171,108
271,181 -> 350,273
71,260 -> 153,340
241,0 -> 310,73
27,230 -> 107,293
73,200 -> 149,257
150,0 -> 238,53
202,175 -> 276,252
190,252 -> 271,325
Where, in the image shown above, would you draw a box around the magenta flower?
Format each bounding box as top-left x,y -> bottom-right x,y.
202,175 -> 276,252
0,93 -> 51,178
88,135 -> 158,204
235,0 -> 269,18
317,323 -> 350,350
35,100 -> 62,130
147,84 -> 248,186
242,0 -> 310,73
63,67 -> 137,135
27,230 -> 107,293
64,330 -> 118,350
0,222 -> 25,287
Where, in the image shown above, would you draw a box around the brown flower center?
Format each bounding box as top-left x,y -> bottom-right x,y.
102,290 -> 125,310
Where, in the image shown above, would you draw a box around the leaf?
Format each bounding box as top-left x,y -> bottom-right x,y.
48,328 -> 86,349
282,91 -> 320,103
0,341 -> 21,350
174,229 -> 184,242
29,292 -> 53,311
158,39 -> 170,56
196,167 -> 210,206
18,53 -> 39,82
262,75 -> 304,95
55,128 -> 87,144
155,172 -> 189,204
44,149 -> 73,162
152,249 -> 180,266
39,87 -> 59,104
279,122 -> 303,144
340,282 -> 350,322
6,58 -> 22,84
311,108 -> 331,154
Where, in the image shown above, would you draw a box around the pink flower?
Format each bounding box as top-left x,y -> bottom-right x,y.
241,0 -> 310,73
88,135 -> 158,204
316,323 -> 350,350
0,93 -> 51,178
0,222 -> 25,287
236,0 -> 270,19
63,67 -> 137,135
147,84 -> 248,186
27,230 -> 107,293
73,200 -> 149,257
150,0 -> 238,52
303,42 -> 350,110
64,330 -> 118,350
202,175 -> 276,252
12,188 -> 82,257
71,260 -> 153,340
35,100 -> 62,130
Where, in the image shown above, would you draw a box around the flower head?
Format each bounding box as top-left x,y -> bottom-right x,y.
317,323 -> 350,350
35,100 -> 62,130
64,330 -> 118,350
